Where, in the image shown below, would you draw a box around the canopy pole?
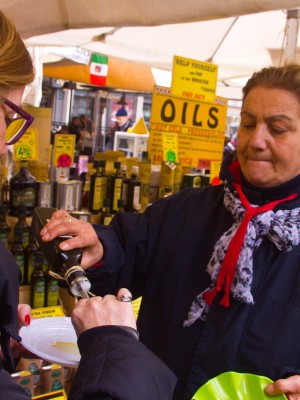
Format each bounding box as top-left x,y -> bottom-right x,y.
284,9 -> 300,63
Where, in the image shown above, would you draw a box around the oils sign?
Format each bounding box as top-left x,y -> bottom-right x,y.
148,86 -> 227,168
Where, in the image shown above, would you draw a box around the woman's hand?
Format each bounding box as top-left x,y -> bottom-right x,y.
71,288 -> 136,337
265,375 -> 300,399
40,209 -> 103,269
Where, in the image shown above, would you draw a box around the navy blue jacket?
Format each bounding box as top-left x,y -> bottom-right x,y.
88,164 -> 300,400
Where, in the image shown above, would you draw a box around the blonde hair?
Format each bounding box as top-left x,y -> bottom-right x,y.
0,11 -> 34,180
0,10 -> 34,100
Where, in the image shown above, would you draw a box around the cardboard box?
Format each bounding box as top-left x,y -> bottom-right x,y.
16,358 -> 43,387
11,370 -> 34,397
41,364 -> 65,393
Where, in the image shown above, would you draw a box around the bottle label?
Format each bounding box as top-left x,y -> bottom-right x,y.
133,186 -> 141,210
11,188 -> 36,208
113,178 -> 122,211
93,177 -> 107,211
27,255 -> 35,284
122,182 -> 129,206
33,278 -> 45,308
15,254 -> 25,283
21,230 -> 29,248
47,279 -> 58,307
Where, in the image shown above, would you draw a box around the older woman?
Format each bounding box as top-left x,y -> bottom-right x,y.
42,64 -> 300,400
0,10 -> 175,400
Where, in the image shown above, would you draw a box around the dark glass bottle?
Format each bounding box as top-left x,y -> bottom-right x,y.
116,198 -> 125,214
2,177 -> 10,207
0,203 -> 10,248
121,165 -> 129,210
138,151 -> 151,212
11,226 -> 26,285
26,231 -> 39,284
100,198 -> 113,226
9,160 -> 37,216
14,205 -> 30,249
30,251 -> 46,309
127,166 -> 141,212
89,160 -> 108,214
108,161 -> 123,213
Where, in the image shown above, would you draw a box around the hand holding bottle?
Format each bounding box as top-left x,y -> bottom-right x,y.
40,209 -> 103,269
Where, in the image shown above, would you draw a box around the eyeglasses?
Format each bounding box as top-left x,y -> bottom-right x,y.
3,98 -> 34,145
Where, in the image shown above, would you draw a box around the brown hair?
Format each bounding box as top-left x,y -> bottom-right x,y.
0,10 -> 34,100
242,64 -> 300,104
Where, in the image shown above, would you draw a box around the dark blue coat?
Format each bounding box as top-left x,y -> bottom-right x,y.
89,165 -> 300,400
0,245 -> 176,399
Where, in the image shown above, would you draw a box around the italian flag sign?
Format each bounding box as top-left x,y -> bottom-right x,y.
90,54 -> 108,86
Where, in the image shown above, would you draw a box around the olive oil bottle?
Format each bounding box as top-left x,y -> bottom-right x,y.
9,160 -> 37,216
89,160 -> 108,214
108,161 -> 122,213
14,205 -> 30,248
26,231 -> 39,284
45,266 -> 59,307
30,251 -> 46,309
11,226 -> 26,285
127,166 -> 141,212
100,198 -> 113,226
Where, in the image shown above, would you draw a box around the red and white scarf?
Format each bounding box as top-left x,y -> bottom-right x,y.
183,183 -> 299,327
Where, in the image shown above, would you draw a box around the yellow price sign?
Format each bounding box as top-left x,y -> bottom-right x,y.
33,390 -> 67,399
149,86 -> 227,168
13,128 -> 38,160
31,305 -> 65,319
171,56 -> 218,103
53,134 -> 75,167
162,132 -> 178,162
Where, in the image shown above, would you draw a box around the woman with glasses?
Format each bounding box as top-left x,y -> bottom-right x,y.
0,10 -> 175,400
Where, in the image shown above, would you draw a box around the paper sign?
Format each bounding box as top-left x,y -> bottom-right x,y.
13,128 -> 38,160
31,306 -> 65,319
210,160 -> 222,182
171,56 -> 218,103
53,134 -> 75,167
148,86 -> 227,168
33,389 -> 67,399
162,133 -> 178,162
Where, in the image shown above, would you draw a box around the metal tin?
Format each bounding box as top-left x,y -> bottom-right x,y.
70,211 -> 91,222
37,181 -> 54,207
72,180 -> 83,211
55,181 -> 76,211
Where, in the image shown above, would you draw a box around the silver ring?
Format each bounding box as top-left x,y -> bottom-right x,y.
117,294 -> 132,303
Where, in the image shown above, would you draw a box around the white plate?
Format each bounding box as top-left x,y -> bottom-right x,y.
20,317 -> 80,367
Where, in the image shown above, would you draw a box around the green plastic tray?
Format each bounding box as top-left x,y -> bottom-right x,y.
192,372 -> 287,399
